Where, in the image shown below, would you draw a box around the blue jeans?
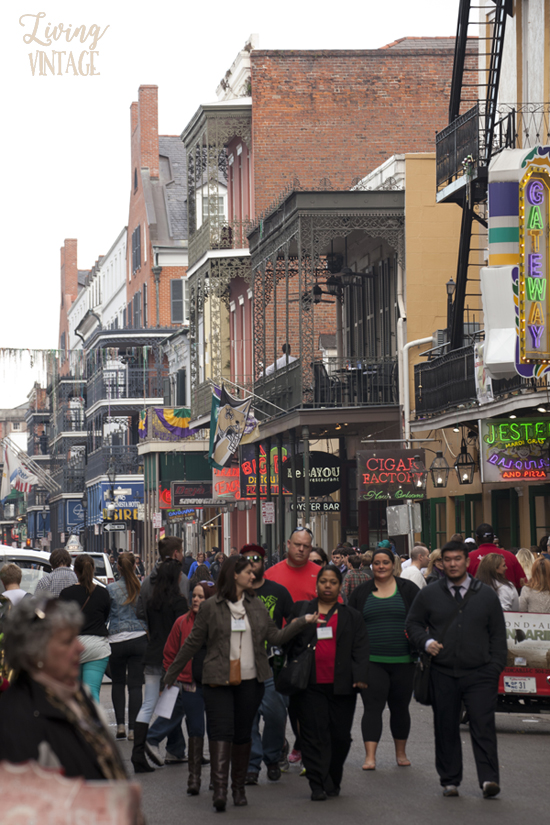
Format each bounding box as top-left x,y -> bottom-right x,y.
80,657 -> 109,704
248,676 -> 287,772
148,684 -> 205,753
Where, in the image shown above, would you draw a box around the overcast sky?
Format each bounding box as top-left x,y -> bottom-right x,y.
0,0 -> 460,408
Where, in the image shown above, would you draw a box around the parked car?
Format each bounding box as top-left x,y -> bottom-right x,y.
68,551 -> 115,585
0,547 -> 52,594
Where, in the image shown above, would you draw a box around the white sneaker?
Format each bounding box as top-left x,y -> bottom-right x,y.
165,751 -> 187,764
145,742 -> 164,766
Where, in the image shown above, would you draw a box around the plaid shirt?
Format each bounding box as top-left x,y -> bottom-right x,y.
35,567 -> 78,598
342,567 -> 373,602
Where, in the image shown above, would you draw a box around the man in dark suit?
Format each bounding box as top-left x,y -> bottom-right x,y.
406,540 -> 507,799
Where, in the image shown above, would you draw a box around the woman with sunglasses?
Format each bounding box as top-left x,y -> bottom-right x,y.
309,547 -> 329,566
288,565 -> 369,800
164,554 -> 318,812
348,547 -> 420,770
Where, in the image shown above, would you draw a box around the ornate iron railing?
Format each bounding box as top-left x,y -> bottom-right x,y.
436,102 -> 550,192
85,445 -> 142,480
51,453 -> 85,493
414,345 -> 547,416
87,367 -> 163,408
189,218 -> 253,268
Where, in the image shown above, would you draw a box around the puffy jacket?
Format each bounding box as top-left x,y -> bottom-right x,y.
107,580 -> 147,636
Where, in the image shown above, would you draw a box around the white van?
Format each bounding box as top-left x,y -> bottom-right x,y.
0,547 -> 52,594
68,551 -> 115,586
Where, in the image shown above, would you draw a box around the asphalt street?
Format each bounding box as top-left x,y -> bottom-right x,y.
99,685 -> 549,825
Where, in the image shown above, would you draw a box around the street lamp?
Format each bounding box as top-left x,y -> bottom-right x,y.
429,451 -> 451,488
411,455 -> 428,492
106,458 -> 117,557
454,438 -> 476,485
446,278 -> 456,345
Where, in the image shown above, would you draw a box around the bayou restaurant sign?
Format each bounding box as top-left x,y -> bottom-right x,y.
357,450 -> 426,501
480,417 -> 550,482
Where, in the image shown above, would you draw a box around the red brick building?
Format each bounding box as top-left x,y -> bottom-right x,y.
127,85 -> 188,330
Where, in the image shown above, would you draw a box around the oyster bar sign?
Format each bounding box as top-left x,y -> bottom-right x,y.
357,450 -> 426,501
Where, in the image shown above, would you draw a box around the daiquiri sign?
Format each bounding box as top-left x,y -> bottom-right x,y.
480,417 -> 550,482
356,450 -> 426,501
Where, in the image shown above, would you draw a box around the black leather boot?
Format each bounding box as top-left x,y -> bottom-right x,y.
231,742 -> 252,806
210,740 -> 231,811
131,722 -> 155,773
187,737 -> 203,795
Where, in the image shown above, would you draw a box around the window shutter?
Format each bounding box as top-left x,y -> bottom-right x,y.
143,283 -> 148,327
176,369 -> 187,406
182,278 -> 189,324
171,279 -> 184,324
163,377 -> 171,405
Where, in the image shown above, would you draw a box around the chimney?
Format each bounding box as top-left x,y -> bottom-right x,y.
130,101 -> 138,134
138,85 -> 159,179
61,239 -> 78,306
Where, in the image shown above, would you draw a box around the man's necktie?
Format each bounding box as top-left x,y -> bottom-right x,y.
453,586 -> 463,604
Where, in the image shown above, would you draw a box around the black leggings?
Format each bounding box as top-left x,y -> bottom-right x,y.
360,661 -> 415,742
109,635 -> 147,729
203,679 -> 264,744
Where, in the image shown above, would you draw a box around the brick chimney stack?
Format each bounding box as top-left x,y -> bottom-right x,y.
130,101 -> 138,135
138,85 -> 159,179
61,239 -> 78,307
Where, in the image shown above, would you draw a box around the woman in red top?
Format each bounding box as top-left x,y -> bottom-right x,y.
287,566 -> 369,801
161,581 -> 216,795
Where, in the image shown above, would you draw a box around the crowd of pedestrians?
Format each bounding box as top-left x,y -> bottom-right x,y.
1,523 -> 550,810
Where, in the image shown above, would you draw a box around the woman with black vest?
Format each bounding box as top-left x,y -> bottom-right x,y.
288,565 -> 369,801
348,547 -> 420,771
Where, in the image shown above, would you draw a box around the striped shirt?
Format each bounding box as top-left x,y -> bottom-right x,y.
362,588 -> 413,663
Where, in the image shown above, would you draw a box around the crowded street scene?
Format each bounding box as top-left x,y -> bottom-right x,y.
1,0 -> 549,821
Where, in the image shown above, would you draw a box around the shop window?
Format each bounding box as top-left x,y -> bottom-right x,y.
529,484 -> 550,546
491,489 -> 519,550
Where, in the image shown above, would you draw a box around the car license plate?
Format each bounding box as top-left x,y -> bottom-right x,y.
503,676 -> 537,694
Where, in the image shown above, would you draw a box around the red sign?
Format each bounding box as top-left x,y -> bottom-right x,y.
213,466 -> 242,500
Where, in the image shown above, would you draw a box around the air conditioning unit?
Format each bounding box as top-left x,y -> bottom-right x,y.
432,329 -> 447,350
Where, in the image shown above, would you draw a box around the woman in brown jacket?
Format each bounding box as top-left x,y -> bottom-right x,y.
164,554 -> 318,812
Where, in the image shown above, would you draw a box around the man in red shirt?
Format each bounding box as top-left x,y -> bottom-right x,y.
468,524 -> 525,590
264,528 -> 320,602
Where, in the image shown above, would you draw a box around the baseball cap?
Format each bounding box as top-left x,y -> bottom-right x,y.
377,540 -> 392,550
464,537 -> 476,548
240,543 -> 265,558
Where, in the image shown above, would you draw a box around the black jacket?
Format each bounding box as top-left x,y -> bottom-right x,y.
0,673 -> 124,779
405,576 -> 507,677
143,594 -> 188,667
287,599 -> 370,694
136,561 -> 189,623
348,576 -> 420,618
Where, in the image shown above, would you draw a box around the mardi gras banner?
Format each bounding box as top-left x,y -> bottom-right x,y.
209,386 -> 259,470
139,408 -> 199,442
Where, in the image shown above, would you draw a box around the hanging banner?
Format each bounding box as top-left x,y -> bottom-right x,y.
356,450 -> 426,501
209,385 -> 259,469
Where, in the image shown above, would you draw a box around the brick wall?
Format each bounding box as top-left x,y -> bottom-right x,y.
59,239 -> 78,372
250,48 -> 457,213
127,86 -> 186,326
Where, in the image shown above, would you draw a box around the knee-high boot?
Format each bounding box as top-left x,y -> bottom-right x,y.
131,722 -> 155,773
187,737 -> 203,795
231,742 -> 252,807
210,739 -> 232,812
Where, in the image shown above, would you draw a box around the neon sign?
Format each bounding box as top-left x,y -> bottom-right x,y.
519,170 -> 550,362
481,418 -> 550,483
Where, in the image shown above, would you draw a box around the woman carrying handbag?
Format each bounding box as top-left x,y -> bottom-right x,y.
286,565 -> 369,801
164,554 -> 318,812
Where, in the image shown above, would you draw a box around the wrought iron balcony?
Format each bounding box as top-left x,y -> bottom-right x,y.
51,454 -> 85,494
85,445 -> 142,480
253,356 -> 398,418
436,102 -> 550,196
188,218 -> 253,268
86,367 -> 164,409
414,345 -> 546,418
27,488 -> 50,508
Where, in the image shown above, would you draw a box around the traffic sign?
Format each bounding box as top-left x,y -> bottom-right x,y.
104,523 -> 127,532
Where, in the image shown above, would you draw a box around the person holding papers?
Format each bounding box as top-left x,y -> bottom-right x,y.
164,555 -> 318,811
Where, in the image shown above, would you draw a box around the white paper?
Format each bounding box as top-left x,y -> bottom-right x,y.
153,686 -> 180,719
317,626 -> 333,640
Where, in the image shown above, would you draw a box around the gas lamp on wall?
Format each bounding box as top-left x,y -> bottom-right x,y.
411,455 -> 428,492
454,438 -> 476,485
429,451 -> 451,489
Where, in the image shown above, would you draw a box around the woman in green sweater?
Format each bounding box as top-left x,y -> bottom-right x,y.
348,548 -> 420,770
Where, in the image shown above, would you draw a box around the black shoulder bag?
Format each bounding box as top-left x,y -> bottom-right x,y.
274,603 -> 337,696
413,589 -> 473,706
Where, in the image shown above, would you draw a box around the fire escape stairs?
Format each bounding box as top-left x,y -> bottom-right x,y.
449,0 -> 513,351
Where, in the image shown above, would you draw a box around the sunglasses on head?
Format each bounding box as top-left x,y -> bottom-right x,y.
198,580 -> 215,586
290,527 -> 313,537
244,554 -> 262,562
